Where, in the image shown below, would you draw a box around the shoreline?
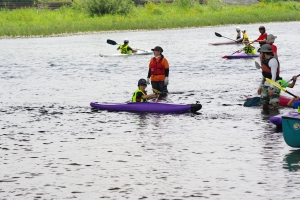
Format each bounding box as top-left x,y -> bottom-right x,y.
1,20 -> 297,39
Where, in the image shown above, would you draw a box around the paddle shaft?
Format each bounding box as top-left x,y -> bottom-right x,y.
214,32 -> 237,42
266,78 -> 298,98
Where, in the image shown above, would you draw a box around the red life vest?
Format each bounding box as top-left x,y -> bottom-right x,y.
262,57 -> 280,80
150,57 -> 165,76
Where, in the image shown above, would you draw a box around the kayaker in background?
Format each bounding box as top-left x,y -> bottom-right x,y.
235,27 -> 243,43
257,44 -> 280,111
255,26 -> 267,47
117,39 -> 137,54
132,78 -> 158,102
237,39 -> 256,54
146,46 -> 169,94
255,26 -> 268,65
241,29 -> 249,42
266,34 -> 278,60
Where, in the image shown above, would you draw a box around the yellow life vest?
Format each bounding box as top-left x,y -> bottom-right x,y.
119,44 -> 131,54
243,33 -> 249,42
132,89 -> 148,102
244,46 -> 256,54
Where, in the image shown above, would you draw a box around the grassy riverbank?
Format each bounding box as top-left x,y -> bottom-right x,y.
0,1 -> 300,37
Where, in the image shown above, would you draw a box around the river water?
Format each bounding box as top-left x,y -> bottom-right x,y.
1,21 -> 300,199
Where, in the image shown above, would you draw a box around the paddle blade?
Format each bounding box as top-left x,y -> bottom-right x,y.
215,32 -> 222,37
265,78 -> 287,92
107,39 -> 118,45
255,61 -> 261,69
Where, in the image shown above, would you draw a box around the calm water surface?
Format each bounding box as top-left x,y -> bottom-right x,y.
1,22 -> 300,199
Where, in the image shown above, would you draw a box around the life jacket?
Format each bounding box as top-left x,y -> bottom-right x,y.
119,44 -> 131,54
242,33 -> 249,41
132,89 -> 148,102
150,57 -> 165,76
243,46 -> 255,54
258,33 -> 267,46
261,57 -> 280,81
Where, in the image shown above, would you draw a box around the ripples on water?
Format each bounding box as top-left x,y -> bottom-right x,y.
1,22 -> 300,199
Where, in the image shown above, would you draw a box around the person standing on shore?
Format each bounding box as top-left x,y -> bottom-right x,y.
146,46 -> 169,95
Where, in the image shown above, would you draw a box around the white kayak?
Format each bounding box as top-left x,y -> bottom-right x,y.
99,50 -> 152,57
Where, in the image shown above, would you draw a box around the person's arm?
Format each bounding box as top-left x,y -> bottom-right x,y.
287,98 -> 296,107
128,46 -> 137,53
257,75 -> 264,95
236,37 -> 243,43
288,97 -> 300,107
142,93 -> 158,100
270,58 -> 279,84
288,76 -> 297,88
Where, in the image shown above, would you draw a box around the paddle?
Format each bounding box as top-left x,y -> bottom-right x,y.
256,62 -> 300,87
214,32 -> 236,42
255,61 -> 261,69
107,39 -> 148,53
265,78 -> 297,98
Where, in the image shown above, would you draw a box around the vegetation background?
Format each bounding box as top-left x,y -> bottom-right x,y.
0,0 -> 300,37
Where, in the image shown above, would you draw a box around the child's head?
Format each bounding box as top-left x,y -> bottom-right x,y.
243,39 -> 249,45
138,78 -> 147,89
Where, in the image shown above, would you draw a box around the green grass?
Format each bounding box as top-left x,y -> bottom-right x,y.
0,1 -> 300,37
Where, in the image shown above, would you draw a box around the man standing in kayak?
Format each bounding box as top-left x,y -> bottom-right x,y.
132,79 -> 158,102
117,39 -> 137,54
257,44 -> 280,111
146,46 -> 169,95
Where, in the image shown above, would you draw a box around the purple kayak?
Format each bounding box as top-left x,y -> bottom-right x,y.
90,102 -> 202,114
223,53 -> 259,59
270,111 -> 299,126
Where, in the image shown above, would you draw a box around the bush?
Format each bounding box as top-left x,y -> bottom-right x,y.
80,0 -> 134,16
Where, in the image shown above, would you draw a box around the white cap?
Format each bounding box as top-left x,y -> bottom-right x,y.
266,34 -> 277,43
236,27 -> 240,31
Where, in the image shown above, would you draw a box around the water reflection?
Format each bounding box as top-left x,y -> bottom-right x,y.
283,149 -> 300,172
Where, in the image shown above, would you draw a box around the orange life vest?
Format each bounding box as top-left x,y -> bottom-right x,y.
150,57 -> 165,76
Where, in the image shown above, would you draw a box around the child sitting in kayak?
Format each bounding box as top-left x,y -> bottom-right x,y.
132,78 -> 158,102
237,39 -> 256,54
117,39 -> 137,54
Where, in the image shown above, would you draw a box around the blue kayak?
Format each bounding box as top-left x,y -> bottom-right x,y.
90,102 -> 202,114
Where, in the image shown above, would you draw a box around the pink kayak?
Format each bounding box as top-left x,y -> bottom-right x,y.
209,41 -> 242,45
